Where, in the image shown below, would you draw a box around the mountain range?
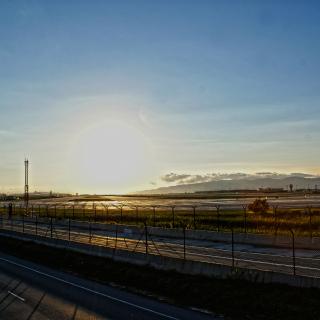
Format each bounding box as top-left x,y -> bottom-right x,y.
139,177 -> 320,194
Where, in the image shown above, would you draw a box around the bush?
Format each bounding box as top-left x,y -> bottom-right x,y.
248,199 -> 269,213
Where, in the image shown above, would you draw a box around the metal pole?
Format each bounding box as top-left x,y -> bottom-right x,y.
193,206 -> 196,230
50,217 -> 53,238
273,205 -> 278,235
183,226 -> 186,260
308,206 -> 313,238
106,205 -> 109,222
242,205 -> 247,233
115,225 -> 118,251
216,205 -> 220,232
231,227 -> 234,268
290,229 -> 296,276
171,206 -> 175,228
145,222 -> 148,255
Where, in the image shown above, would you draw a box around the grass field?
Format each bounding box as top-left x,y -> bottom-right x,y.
1,202 -> 320,237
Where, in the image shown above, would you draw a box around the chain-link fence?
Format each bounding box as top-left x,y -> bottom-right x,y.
1,213 -> 320,278
1,202 -> 320,238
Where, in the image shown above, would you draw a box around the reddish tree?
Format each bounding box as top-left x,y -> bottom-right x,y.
248,199 -> 270,213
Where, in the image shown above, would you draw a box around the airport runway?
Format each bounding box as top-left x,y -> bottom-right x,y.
0,253 -> 216,320
4,194 -> 320,211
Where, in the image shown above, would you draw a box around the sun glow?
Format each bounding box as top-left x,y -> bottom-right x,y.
69,121 -> 153,193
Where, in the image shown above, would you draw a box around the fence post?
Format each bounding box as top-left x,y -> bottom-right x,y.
242,205 -> 247,233
50,217 -> 53,238
135,206 -> 138,221
68,218 -> 71,241
308,206 -> 313,238
273,205 -> 278,235
54,205 -> 57,218
231,226 -> 234,268
171,206 -> 175,228
144,222 -> 148,256
106,205 -> 109,222
72,205 -> 75,219
63,205 -> 66,219
216,205 -> 220,232
89,218 -> 92,243
94,204 -> 97,221
114,224 -> 118,252
35,215 -> 38,235
153,206 -> 156,227
120,205 -> 123,223
46,205 -> 49,218
183,225 -> 186,260
193,206 -> 197,230
290,229 -> 296,276
22,214 -> 24,233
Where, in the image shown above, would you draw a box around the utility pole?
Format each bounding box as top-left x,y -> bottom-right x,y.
24,158 -> 29,210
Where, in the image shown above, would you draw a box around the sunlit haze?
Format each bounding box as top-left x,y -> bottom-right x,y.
1,1 -> 320,194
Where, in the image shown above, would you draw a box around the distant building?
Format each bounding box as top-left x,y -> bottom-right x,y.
258,188 -> 284,193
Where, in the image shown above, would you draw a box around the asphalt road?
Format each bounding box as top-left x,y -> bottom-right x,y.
0,253 -> 216,320
2,218 -> 320,278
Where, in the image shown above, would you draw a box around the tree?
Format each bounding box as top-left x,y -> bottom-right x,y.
248,199 -> 269,214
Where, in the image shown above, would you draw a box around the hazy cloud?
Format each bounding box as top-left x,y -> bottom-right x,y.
161,172 -> 319,185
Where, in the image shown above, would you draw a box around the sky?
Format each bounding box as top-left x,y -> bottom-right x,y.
1,0 -> 320,194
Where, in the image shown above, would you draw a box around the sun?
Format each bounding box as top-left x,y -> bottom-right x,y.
69,120 -> 153,193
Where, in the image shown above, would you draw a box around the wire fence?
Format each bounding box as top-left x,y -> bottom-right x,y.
1,214 -> 320,278
1,202 -> 320,237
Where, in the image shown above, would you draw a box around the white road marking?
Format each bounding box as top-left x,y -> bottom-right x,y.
0,257 -> 178,320
8,290 -> 25,302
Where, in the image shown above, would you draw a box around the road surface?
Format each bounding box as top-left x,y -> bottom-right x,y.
0,253 -> 216,319
1,217 -> 320,278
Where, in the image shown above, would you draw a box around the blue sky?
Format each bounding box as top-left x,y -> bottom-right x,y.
1,0 -> 320,193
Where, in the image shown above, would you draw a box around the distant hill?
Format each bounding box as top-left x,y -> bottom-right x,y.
138,177 -> 320,194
